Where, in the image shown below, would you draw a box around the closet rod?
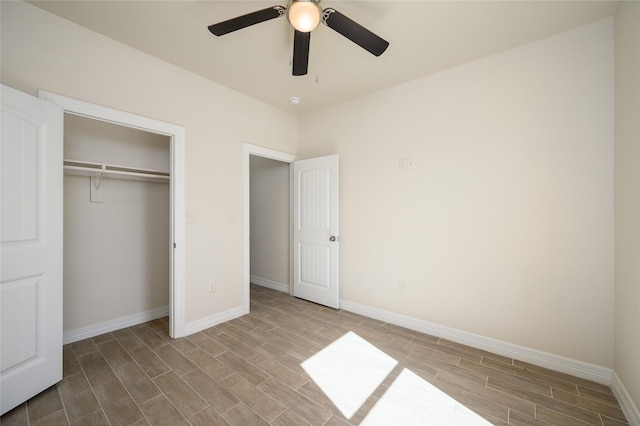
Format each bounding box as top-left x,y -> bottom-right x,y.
63,159 -> 170,182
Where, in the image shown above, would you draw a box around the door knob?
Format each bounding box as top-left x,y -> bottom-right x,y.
329,236 -> 337,242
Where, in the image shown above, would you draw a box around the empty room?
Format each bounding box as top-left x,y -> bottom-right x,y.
1,1 -> 639,425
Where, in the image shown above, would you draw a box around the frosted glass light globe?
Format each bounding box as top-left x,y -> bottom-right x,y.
288,1 -> 321,32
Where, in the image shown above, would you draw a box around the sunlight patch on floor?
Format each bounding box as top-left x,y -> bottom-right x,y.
302,332 -> 493,425
300,331 -> 398,419
361,368 -> 493,425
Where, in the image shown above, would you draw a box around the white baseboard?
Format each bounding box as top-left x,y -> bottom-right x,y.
250,275 -> 289,293
185,306 -> 245,336
63,305 -> 169,344
340,300 -> 613,385
612,371 -> 640,426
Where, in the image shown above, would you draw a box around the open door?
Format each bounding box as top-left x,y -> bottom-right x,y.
292,155 -> 339,308
1,85 -> 63,415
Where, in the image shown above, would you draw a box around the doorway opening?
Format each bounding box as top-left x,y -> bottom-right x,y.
243,144 -> 296,313
249,156 -> 291,291
39,91 -> 186,338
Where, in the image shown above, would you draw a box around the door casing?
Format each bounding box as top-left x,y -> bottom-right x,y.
39,91 -> 187,338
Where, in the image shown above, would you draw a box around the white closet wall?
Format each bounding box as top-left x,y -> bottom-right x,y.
250,156 -> 290,290
63,114 -> 170,333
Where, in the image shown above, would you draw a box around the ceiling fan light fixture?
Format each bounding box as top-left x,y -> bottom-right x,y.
208,1 -> 389,77
287,0 -> 321,33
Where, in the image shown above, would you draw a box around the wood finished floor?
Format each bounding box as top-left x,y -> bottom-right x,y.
1,285 -> 629,426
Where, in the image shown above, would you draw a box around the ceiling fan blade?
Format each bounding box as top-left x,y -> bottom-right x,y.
322,8 -> 389,56
292,30 -> 311,76
208,6 -> 285,36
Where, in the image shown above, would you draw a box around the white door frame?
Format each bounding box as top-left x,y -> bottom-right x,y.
38,91 -> 186,338
242,143 -> 296,313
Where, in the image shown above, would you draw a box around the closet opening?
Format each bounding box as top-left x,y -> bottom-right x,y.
39,90 -> 187,341
63,114 -> 171,343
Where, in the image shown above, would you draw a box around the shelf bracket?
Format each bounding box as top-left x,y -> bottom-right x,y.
90,170 -> 103,203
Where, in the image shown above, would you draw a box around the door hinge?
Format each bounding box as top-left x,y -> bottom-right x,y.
173,242 -> 176,249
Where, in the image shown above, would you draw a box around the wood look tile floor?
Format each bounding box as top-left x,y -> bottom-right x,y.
1,285 -> 629,426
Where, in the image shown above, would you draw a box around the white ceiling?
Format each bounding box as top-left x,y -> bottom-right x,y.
28,0 -> 619,115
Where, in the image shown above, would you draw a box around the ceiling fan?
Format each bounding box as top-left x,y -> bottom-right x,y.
208,0 -> 389,76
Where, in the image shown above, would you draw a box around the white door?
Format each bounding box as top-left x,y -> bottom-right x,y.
292,155 -> 339,308
1,85 -> 63,415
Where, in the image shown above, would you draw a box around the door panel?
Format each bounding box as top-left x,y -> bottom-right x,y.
1,276 -> 40,371
299,244 -> 330,288
292,155 -> 339,308
1,84 -> 63,415
2,105 -> 38,242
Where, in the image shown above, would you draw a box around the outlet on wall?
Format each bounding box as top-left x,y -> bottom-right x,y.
187,211 -> 196,224
399,158 -> 415,171
226,212 -> 240,224
208,281 -> 216,292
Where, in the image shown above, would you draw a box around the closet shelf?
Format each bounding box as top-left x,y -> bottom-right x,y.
64,160 -> 170,183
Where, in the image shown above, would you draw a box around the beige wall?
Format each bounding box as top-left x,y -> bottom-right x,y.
614,0 -> 640,411
65,114 -> 171,173
298,18 -> 615,367
63,115 -> 170,332
0,1 -> 298,324
64,175 -> 170,330
249,156 -> 290,288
